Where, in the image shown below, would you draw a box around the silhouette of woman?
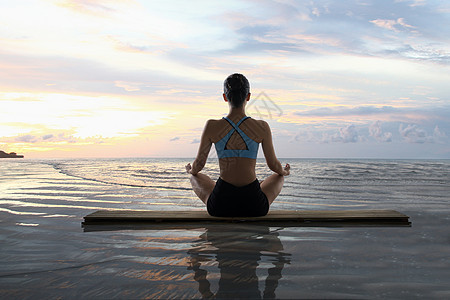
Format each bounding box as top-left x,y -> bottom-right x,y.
186,73 -> 290,217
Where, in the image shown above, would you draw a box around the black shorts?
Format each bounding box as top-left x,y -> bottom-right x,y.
207,177 -> 269,217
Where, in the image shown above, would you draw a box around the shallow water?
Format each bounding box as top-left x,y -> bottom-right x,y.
1,158 -> 450,299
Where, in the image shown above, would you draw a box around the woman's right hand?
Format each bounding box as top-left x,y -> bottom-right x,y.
185,163 -> 192,174
283,163 -> 290,176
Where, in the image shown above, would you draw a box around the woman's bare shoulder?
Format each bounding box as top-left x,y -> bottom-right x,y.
205,118 -> 225,128
248,118 -> 270,132
207,118 -> 224,123
205,119 -> 224,136
203,118 -> 226,140
253,118 -> 269,127
242,118 -> 269,142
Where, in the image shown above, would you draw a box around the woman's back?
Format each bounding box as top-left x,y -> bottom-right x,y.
186,73 -> 289,212
207,116 -> 267,186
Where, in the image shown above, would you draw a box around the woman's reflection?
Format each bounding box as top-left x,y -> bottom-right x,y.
187,224 -> 291,299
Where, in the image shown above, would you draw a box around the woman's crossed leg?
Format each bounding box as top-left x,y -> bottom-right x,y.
186,163 -> 215,204
186,163 -> 290,206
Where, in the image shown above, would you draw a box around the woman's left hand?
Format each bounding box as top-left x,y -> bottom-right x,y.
283,163 -> 290,176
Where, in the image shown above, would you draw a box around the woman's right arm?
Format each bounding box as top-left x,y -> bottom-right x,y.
189,120 -> 213,175
261,121 -> 289,176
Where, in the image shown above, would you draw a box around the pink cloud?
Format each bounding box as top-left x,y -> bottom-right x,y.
370,18 -> 416,32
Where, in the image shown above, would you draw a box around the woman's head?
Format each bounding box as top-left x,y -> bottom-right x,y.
223,73 -> 250,108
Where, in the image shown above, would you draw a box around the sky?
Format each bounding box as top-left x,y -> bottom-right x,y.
1,0 -> 449,159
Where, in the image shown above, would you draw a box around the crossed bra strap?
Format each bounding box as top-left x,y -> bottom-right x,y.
214,116 -> 259,159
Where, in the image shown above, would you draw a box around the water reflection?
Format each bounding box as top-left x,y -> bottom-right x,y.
187,225 -> 291,299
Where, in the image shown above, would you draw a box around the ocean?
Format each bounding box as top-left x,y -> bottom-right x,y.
1,158 -> 449,299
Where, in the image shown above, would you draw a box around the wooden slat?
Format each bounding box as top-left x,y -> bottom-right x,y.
83,209 -> 410,226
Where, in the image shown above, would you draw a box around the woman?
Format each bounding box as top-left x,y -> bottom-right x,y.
186,73 -> 290,217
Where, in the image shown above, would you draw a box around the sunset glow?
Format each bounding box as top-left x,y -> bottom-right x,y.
1,0 -> 449,158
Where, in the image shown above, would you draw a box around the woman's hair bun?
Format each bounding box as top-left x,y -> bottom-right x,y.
223,73 -> 250,108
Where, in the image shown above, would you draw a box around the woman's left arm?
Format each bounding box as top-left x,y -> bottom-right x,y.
189,120 -> 213,175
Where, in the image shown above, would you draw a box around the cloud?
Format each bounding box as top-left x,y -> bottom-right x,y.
114,81 -> 141,92
294,106 -> 397,117
394,0 -> 426,8
433,125 -> 448,144
15,135 -> 38,143
369,121 -> 393,142
376,43 -> 450,64
370,18 -> 416,32
319,125 -> 363,143
290,105 -> 450,126
8,132 -> 81,144
42,134 -> 54,140
433,125 -> 447,137
289,129 -> 317,143
291,120 -> 449,147
191,138 -> 200,144
170,137 -> 180,142
212,0 -> 449,65
336,124 -> 360,143
57,0 -> 117,17
398,124 -> 440,144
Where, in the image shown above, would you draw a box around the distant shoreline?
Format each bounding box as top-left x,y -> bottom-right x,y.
0,150 -> 24,158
